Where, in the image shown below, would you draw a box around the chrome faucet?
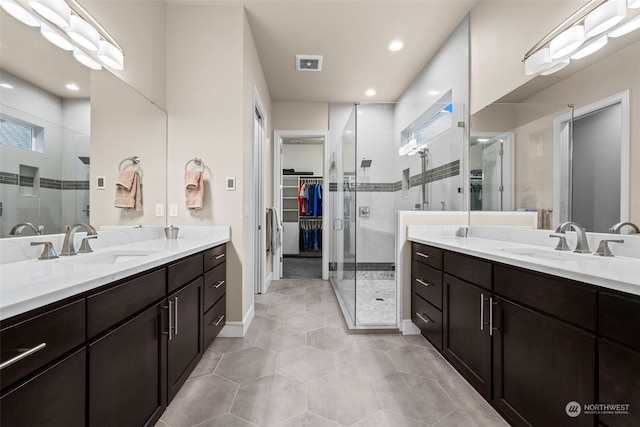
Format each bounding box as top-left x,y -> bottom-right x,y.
60,223 -> 97,256
555,221 -> 590,254
608,222 -> 639,235
9,222 -> 42,236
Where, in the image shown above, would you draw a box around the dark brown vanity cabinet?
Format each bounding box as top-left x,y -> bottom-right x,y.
411,243 -> 443,350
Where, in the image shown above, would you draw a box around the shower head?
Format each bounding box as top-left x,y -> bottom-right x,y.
360,159 -> 372,168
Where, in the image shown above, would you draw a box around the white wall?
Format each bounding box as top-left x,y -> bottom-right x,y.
283,144 -> 323,176
273,102 -> 328,130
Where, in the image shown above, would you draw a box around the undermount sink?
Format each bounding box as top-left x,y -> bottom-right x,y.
59,249 -> 163,265
498,247 -> 605,262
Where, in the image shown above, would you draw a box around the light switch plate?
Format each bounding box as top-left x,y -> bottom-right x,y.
96,176 -> 106,190
169,204 -> 178,217
226,177 -> 236,191
155,203 -> 164,217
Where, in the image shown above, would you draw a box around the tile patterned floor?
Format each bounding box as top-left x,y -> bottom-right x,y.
155,278 -> 509,427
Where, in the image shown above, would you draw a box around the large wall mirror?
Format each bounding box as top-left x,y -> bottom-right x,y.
0,7 -> 167,238
470,25 -> 640,233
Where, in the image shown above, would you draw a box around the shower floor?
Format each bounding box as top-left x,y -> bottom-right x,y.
334,272 -> 396,326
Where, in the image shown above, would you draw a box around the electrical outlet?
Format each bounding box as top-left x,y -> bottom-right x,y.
170,204 -> 178,217
155,203 -> 164,217
442,226 -> 457,235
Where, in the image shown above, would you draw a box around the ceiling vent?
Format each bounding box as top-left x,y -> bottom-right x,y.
296,55 -> 323,72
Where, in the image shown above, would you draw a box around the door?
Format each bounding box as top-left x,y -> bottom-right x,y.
599,339 -> 640,427
1,348 -> 85,427
482,140 -> 503,211
89,302 -> 167,427
442,274 -> 492,399
492,297 -> 595,427
253,105 -> 265,293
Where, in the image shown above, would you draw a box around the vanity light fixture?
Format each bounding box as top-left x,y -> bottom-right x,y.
550,25 -> 585,59
0,0 -> 40,26
72,48 -> 102,70
2,0 -> 124,71
388,39 -> 404,51
0,82 -> 14,89
608,14 -> 640,36
571,35 -> 608,59
67,14 -> 99,51
29,0 -> 70,28
40,23 -> 73,50
365,88 -> 376,97
584,0 -> 626,37
523,0 -> 640,76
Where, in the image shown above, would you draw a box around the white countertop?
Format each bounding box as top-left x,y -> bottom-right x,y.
408,227 -> 640,297
0,227 -> 230,321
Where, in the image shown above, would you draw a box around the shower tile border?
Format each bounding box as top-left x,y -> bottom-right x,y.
0,172 -> 89,190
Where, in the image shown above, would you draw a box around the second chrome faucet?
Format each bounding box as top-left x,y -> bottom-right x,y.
60,223 -> 98,256
553,221 -> 590,254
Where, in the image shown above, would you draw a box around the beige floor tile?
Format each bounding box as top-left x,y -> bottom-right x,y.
255,328 -> 306,353
288,293 -> 323,305
334,346 -> 397,382
276,287 -> 307,295
255,302 -> 269,315
231,374 -> 306,427
246,314 -> 285,335
194,413 -> 257,427
208,336 -> 257,355
276,345 -> 336,382
432,408 -> 509,427
353,410 -> 429,426
437,370 -> 504,420
285,312 -> 328,332
215,347 -> 277,383
255,293 -> 290,305
388,345 -> 453,380
400,334 -> 436,349
354,334 -> 405,352
189,350 -> 222,379
374,372 -> 456,424
268,302 -> 308,318
308,373 -> 381,426
307,302 -> 341,316
277,412 -> 341,427
307,327 -> 355,352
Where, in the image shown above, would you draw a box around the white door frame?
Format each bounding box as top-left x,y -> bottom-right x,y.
470,131 -> 515,211
252,88 -> 267,294
552,91 -> 629,229
273,130 -> 330,280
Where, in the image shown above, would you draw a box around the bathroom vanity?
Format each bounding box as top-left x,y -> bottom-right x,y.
409,229 -> 640,427
0,228 -> 229,427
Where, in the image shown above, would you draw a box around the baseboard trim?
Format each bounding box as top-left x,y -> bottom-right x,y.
218,303 -> 255,337
402,319 -> 420,335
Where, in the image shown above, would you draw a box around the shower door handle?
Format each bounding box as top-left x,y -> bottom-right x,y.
334,219 -> 344,230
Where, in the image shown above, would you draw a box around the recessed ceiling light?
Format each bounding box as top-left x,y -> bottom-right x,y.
428,90 -> 441,96
477,138 -> 490,142
0,83 -> 14,89
365,88 -> 376,97
388,39 -> 404,52
65,83 -> 80,91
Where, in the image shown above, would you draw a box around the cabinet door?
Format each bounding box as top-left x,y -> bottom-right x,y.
168,277 -> 203,401
89,302 -> 167,427
599,339 -> 640,427
443,274 -> 491,399
1,348 -> 85,427
493,297 -> 595,427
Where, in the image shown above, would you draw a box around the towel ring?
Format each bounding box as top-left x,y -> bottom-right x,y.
185,157 -> 205,172
119,156 -> 141,172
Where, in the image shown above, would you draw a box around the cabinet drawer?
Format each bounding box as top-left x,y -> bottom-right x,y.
600,291 -> 640,353
411,260 -> 443,310
87,269 -> 166,339
412,243 -> 443,269
494,264 -> 596,332
0,299 -> 85,389
204,263 -> 226,312
204,244 -> 226,272
443,251 -> 492,290
168,252 -> 204,293
204,295 -> 226,350
411,292 -> 442,350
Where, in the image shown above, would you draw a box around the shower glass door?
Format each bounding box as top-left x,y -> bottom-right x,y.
329,105 -> 357,325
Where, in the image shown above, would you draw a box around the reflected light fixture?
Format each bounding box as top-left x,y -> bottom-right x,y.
65,82 -> 79,91
388,39 -> 404,51
630,0 -> 640,9
571,35 -> 608,59
98,39 -> 124,70
541,59 -> 570,75
67,14 -> 99,51
609,15 -> 640,36
525,47 -> 552,75
584,0 -> 626,37
29,0 -> 70,28
1,1 -> 40,26
365,88 -> 376,97
550,25 -> 585,58
0,82 -> 14,89
40,23 -> 73,50
72,48 -> 102,70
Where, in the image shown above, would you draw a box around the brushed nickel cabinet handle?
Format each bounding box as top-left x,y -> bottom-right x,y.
214,254 -> 225,260
167,300 -> 173,340
416,278 -> 431,287
415,312 -> 432,324
173,297 -> 178,335
416,252 -> 431,259
480,293 -> 485,331
212,280 -> 225,289
211,314 -> 225,327
0,343 -> 47,370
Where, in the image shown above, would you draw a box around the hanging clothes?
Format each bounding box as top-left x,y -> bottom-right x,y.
298,218 -> 323,252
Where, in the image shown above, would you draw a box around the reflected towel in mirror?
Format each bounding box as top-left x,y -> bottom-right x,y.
185,171 -> 203,211
115,170 -> 142,211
